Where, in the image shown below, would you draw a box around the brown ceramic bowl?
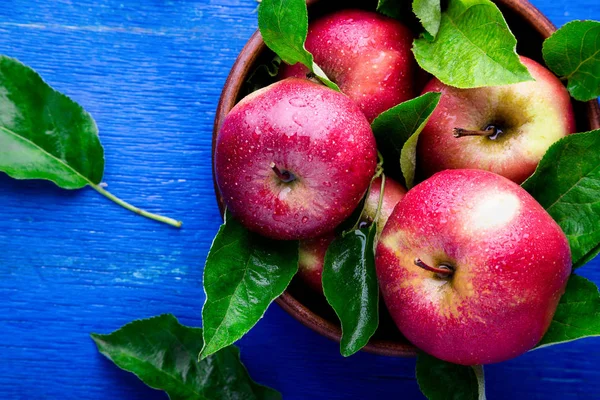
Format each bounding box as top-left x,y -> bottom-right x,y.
212,0 -> 600,357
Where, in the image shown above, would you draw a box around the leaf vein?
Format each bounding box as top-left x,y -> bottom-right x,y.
0,125 -> 91,185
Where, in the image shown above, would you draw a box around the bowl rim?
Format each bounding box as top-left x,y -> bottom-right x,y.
211,0 -> 600,358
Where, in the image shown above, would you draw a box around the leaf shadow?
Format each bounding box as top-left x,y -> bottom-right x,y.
0,172 -> 82,199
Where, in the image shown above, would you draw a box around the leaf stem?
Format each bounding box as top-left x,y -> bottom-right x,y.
373,174 -> 386,230
347,153 -> 385,233
90,184 -> 182,228
374,151 -> 384,179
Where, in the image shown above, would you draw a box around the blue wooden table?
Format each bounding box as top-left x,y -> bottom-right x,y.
0,1 -> 599,399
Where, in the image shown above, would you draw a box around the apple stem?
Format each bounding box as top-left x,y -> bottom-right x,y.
453,126 -> 502,140
270,162 -> 296,183
414,258 -> 453,277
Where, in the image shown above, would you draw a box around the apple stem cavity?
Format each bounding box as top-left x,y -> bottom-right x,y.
453,125 -> 503,140
270,162 -> 296,183
414,258 -> 453,278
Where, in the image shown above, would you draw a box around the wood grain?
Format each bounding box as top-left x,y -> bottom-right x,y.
0,1 -> 598,399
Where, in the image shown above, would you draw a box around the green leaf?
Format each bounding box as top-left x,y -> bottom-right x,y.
92,314 -> 281,400
376,0 -> 409,20
0,55 -> 103,189
371,92 -> 440,188
0,55 -> 181,227
201,214 -> 299,359
322,226 -> 379,357
257,0 -> 339,91
522,130 -> 600,267
537,275 -> 600,349
574,242 -> 600,269
312,64 -> 339,91
412,0 -> 533,88
413,0 -> 442,38
416,353 -> 486,400
542,20 -> 600,102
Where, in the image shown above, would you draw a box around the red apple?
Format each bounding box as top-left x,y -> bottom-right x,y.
215,78 -> 377,240
417,56 -> 576,184
279,9 -> 415,122
298,233 -> 335,293
376,169 -> 571,365
298,177 -> 406,292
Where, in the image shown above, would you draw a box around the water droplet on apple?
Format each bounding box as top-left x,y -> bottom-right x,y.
245,176 -> 252,182
302,216 -> 308,223
289,97 -> 307,107
292,112 -> 307,127
278,186 -> 292,200
322,181 -> 332,187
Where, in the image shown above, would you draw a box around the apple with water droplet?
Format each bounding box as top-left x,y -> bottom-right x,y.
417,56 -> 576,184
376,169 -> 571,365
280,9 -> 415,122
298,176 -> 406,292
215,78 -> 377,240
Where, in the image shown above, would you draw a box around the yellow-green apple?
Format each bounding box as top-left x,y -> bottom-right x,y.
376,169 -> 571,365
417,56 -> 576,184
279,9 -> 415,122
298,176 -> 406,292
215,78 -> 377,240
